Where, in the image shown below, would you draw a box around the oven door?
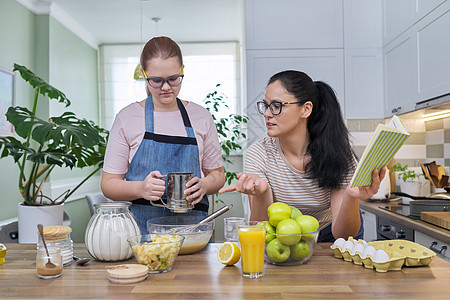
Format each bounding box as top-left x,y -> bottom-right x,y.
376,216 -> 414,241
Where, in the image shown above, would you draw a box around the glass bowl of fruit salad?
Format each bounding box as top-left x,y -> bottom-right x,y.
128,234 -> 185,273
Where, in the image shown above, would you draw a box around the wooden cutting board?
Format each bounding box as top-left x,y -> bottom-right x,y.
420,211 -> 450,230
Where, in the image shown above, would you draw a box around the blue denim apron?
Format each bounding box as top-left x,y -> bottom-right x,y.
126,94 -> 208,234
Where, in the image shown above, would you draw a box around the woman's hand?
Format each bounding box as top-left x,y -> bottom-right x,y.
139,171 -> 166,201
218,173 -> 269,195
185,177 -> 206,205
347,167 -> 387,200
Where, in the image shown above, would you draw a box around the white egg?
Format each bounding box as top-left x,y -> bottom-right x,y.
373,249 -> 390,263
357,239 -> 368,247
361,245 -> 376,258
332,238 -> 345,249
343,240 -> 355,252
351,243 -> 365,255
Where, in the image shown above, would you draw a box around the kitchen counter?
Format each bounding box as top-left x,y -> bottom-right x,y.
0,243 -> 449,299
360,199 -> 450,244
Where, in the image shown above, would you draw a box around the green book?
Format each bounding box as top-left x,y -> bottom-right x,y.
349,115 -> 409,188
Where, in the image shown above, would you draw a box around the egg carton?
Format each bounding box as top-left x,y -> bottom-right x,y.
330,237 -> 436,273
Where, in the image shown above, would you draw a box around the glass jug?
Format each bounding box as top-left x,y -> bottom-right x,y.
85,202 -> 141,261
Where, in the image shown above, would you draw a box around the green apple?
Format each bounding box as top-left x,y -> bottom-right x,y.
267,202 -> 292,227
290,206 -> 302,219
276,218 -> 302,245
295,215 -> 320,241
257,221 -> 276,243
290,240 -> 311,260
266,238 -> 290,263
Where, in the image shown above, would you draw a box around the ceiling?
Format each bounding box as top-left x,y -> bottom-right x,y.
29,0 -> 243,46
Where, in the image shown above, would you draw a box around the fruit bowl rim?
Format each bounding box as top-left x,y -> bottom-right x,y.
266,229 -> 320,236
127,234 -> 186,246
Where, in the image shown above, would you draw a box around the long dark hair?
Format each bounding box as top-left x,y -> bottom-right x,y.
267,70 -> 356,189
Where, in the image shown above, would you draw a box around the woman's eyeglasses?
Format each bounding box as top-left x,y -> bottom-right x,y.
256,100 -> 303,115
142,70 -> 184,88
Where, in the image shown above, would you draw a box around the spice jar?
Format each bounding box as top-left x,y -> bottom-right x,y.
36,247 -> 63,279
37,225 -> 73,266
85,202 -> 141,261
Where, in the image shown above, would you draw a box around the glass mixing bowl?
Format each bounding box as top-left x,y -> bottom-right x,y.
147,216 -> 214,255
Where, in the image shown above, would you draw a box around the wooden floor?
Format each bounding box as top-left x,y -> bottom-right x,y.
0,243 -> 449,299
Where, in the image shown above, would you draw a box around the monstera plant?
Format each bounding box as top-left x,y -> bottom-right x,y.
0,64 -> 108,206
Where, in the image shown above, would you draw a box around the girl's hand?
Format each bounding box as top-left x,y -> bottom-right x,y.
140,171 -> 166,201
218,173 -> 269,195
347,167 -> 387,200
184,177 -> 206,205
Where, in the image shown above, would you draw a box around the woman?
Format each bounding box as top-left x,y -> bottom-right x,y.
219,70 -> 385,241
101,36 -> 225,234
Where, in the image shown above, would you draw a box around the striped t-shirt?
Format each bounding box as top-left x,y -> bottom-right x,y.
245,137 -> 354,229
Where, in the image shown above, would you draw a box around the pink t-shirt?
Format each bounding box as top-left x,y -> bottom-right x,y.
103,101 -> 223,175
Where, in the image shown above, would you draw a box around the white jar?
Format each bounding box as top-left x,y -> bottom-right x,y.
85,202 -> 141,261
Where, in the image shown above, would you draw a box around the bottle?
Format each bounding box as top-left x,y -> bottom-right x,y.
36,247 -> 63,279
85,202 -> 141,261
37,225 -> 73,266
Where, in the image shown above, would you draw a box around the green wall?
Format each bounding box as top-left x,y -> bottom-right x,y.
0,0 -> 99,242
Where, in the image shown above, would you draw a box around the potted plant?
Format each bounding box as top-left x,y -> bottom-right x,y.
203,84 -> 248,192
392,163 -> 424,197
0,64 -> 108,242
202,84 -> 248,242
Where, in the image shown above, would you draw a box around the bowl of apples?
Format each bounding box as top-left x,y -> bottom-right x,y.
261,202 -> 320,266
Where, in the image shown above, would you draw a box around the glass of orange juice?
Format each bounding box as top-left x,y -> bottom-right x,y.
238,221 -> 265,279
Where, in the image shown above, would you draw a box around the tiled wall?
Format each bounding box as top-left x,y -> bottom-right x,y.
347,116 -> 450,167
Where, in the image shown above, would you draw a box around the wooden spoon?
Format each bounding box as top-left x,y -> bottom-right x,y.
37,224 -> 56,269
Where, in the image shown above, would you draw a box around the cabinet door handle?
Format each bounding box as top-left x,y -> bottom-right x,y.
391,106 -> 402,114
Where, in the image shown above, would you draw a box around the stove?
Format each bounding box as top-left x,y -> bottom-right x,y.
375,202 -> 415,241
378,204 -> 416,219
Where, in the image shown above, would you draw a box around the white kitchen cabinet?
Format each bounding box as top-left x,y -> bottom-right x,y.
416,6 -> 450,103
383,0 -> 446,45
245,0 -> 343,50
361,209 -> 377,242
343,0 -> 384,119
246,49 -> 344,143
383,0 -> 450,117
414,231 -> 450,262
384,34 -> 417,116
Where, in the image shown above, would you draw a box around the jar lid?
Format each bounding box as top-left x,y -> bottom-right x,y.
40,225 -> 72,241
107,264 -> 149,283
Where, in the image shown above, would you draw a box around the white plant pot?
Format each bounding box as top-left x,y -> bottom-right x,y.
399,181 -> 421,196
18,203 -> 64,244
399,181 -> 422,204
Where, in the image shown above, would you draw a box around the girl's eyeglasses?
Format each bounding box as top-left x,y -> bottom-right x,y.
142,69 -> 184,88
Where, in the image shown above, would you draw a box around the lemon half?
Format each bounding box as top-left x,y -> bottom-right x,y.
0,243 -> 7,264
217,242 -> 241,266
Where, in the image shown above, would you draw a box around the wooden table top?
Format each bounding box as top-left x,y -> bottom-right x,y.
1,243 -> 449,299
